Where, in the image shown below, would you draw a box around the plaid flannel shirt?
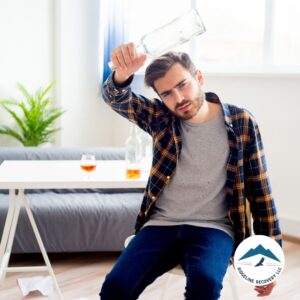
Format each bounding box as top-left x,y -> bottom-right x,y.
102,73 -> 282,248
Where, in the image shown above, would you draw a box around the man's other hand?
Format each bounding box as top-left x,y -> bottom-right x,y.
254,281 -> 276,297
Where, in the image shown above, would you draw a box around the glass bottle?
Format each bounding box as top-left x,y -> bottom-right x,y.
138,8 -> 206,57
139,130 -> 153,175
108,8 -> 206,69
125,124 -> 142,179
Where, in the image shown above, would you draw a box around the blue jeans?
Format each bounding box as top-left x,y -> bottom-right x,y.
100,225 -> 234,300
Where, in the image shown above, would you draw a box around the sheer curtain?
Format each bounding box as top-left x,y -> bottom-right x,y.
100,0 -> 128,83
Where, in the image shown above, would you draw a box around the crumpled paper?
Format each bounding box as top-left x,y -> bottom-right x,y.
17,275 -> 53,296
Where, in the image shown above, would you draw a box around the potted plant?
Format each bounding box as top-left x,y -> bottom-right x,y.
0,81 -> 65,146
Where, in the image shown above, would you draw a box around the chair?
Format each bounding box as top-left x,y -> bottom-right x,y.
124,235 -> 239,300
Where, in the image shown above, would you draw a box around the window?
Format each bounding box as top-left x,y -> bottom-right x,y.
194,0 -> 265,70
194,0 -> 300,73
272,0 -> 300,67
119,0 -> 300,74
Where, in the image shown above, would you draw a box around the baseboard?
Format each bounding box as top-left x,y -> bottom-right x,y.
280,217 -> 300,239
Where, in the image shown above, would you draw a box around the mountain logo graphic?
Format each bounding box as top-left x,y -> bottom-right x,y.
239,244 -> 280,262
233,235 -> 285,286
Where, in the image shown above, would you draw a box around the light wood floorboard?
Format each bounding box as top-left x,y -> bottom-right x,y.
0,239 -> 299,300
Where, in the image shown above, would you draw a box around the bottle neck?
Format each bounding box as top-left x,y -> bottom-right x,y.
135,44 -> 145,55
129,124 -> 139,138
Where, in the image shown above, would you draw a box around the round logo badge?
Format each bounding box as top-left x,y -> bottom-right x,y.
233,235 -> 284,286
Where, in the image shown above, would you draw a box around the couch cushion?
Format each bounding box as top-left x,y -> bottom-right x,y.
0,147 -> 125,164
0,191 -> 142,252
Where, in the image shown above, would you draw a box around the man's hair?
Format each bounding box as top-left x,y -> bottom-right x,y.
144,52 -> 197,91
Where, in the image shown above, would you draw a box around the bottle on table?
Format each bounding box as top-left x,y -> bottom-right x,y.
125,124 -> 142,179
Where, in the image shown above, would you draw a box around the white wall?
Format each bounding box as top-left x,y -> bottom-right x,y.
0,0 -> 113,147
57,0 -> 113,146
0,0 -> 52,146
0,0 -> 300,236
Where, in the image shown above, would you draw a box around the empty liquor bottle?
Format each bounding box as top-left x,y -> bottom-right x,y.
108,8 -> 206,69
138,130 -> 153,175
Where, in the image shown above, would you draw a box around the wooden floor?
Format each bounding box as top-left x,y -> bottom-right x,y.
1,238 -> 299,300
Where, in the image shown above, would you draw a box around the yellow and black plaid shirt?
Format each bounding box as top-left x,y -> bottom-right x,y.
102,73 -> 282,248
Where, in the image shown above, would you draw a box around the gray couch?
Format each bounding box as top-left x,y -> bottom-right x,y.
0,147 -> 143,253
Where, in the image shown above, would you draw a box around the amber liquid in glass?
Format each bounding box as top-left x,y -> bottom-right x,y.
126,168 -> 141,179
80,165 -> 96,172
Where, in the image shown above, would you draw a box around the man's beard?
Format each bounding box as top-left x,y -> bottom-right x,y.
172,90 -> 204,121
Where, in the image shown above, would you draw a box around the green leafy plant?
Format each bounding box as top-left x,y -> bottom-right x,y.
0,81 -> 65,146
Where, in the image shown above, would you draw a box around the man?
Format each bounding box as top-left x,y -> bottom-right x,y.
100,42 -> 282,300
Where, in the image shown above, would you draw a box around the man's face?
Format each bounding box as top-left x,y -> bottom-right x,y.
154,63 -> 204,121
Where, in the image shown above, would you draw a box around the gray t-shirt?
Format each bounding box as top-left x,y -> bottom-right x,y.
145,111 -> 234,240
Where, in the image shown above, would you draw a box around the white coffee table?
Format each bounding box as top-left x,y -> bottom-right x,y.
0,160 -> 147,299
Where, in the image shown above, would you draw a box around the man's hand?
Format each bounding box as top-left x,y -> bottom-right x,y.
111,42 -> 147,84
255,282 -> 276,297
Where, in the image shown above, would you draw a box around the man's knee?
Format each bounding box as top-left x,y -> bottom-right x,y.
100,272 -> 134,300
185,270 -> 223,300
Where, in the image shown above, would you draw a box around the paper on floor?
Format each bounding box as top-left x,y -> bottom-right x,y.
17,276 -> 53,296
